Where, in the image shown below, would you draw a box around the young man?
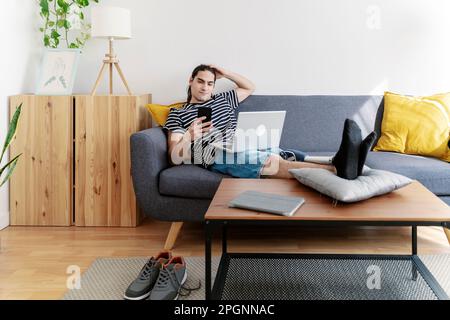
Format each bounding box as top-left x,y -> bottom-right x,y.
164,64 -> 376,180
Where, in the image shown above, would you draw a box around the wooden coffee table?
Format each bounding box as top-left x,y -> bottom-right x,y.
204,179 -> 450,300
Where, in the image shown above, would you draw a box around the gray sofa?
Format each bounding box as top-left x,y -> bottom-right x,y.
130,95 -> 450,248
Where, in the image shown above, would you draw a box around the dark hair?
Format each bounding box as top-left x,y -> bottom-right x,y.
187,64 -> 217,103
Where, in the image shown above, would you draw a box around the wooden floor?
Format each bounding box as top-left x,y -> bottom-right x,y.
0,219 -> 449,300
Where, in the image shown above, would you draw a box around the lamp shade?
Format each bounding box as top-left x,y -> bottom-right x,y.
91,6 -> 132,39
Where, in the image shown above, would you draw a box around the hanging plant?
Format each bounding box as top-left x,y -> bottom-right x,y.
38,0 -> 100,49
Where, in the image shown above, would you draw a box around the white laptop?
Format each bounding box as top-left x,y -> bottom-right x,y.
213,111 -> 286,153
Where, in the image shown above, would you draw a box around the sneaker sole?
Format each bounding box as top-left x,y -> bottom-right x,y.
174,270 -> 188,300
123,291 -> 151,301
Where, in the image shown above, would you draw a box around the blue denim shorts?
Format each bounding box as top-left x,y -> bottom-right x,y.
209,148 -> 282,179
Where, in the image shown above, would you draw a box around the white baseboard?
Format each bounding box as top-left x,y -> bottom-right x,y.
0,211 -> 9,230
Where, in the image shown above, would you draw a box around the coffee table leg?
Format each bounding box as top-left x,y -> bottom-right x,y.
205,220 -> 212,300
412,226 -> 418,281
412,226 -> 417,255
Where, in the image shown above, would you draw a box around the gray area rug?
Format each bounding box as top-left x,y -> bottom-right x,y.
63,255 -> 449,300
64,256 -> 219,300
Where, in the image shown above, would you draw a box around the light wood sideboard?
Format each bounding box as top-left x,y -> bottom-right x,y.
9,94 -> 151,227
9,96 -> 73,226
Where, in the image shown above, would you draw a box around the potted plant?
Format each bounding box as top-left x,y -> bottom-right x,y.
38,0 -> 100,49
0,104 -> 22,187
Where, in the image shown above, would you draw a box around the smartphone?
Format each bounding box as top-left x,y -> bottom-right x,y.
197,107 -> 212,123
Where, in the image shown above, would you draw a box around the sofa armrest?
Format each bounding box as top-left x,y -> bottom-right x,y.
130,128 -> 169,215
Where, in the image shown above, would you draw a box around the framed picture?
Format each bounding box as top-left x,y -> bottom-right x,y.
35,49 -> 81,95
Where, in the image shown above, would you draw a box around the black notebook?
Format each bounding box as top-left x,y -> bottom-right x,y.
228,191 -> 305,217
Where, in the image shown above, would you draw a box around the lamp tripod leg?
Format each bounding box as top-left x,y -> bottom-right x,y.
109,63 -> 113,95
114,63 -> 133,96
91,62 -> 108,96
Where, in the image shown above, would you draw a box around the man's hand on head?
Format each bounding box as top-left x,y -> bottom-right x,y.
208,65 -> 229,80
207,65 -> 255,103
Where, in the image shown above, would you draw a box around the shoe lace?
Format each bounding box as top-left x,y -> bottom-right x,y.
155,266 -> 178,289
139,259 -> 156,280
179,280 -> 202,297
154,264 -> 202,298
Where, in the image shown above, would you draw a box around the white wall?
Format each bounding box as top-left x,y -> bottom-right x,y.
75,0 -> 450,104
0,1 -> 40,230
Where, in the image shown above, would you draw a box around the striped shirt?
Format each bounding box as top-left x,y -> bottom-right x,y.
163,90 -> 240,168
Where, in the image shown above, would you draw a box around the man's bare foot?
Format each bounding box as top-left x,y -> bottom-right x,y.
261,155 -> 337,179
318,164 -> 337,174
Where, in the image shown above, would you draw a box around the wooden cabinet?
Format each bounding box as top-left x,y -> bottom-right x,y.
9,94 -> 151,227
74,95 -> 151,227
9,96 -> 74,226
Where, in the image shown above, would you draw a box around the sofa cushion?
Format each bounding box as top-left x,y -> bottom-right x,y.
237,95 -> 384,152
300,151 -> 450,196
366,151 -> 450,196
374,91 -> 450,162
289,167 -> 412,203
158,151 -> 450,200
146,102 -> 184,126
159,165 -> 227,199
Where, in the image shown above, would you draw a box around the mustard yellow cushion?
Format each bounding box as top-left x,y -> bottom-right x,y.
374,92 -> 450,162
146,102 -> 185,126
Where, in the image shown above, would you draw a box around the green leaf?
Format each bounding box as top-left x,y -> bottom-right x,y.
0,154 -> 21,188
48,21 -> 55,27
69,43 -> 79,48
0,104 -> 21,165
40,0 -> 49,16
51,29 -> 61,39
44,35 -> 50,47
57,0 -> 69,12
76,0 -> 90,7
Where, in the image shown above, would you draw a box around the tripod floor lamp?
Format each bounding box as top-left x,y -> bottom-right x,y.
91,6 -> 133,96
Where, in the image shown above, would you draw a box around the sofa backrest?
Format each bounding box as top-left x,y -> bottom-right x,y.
237,95 -> 384,152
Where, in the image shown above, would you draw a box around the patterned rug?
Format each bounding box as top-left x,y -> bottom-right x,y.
63,255 -> 450,300
63,256 -> 219,300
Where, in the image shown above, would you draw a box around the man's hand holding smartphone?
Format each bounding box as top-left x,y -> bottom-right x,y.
197,107 -> 212,123
185,117 -> 213,142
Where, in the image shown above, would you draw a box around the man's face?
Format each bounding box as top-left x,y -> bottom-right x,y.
189,70 -> 215,102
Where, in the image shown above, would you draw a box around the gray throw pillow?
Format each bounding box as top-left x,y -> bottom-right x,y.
289,168 -> 412,203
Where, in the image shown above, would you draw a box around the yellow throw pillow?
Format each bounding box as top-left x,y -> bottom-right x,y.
374,91 -> 450,162
427,93 -> 450,162
146,102 -> 185,126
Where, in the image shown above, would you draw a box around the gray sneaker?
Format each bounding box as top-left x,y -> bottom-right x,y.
123,251 -> 172,300
149,256 -> 187,300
